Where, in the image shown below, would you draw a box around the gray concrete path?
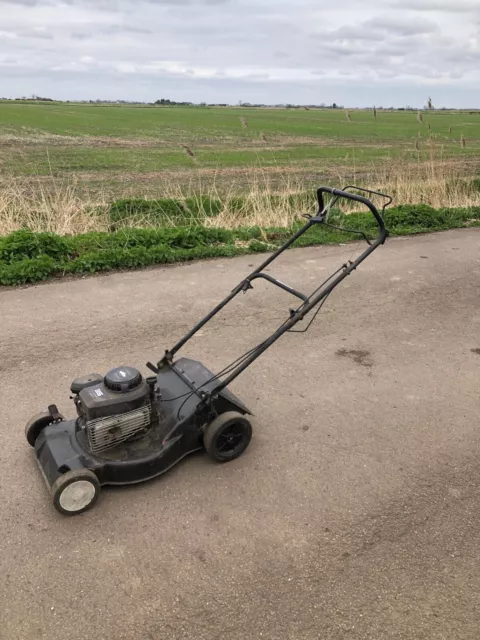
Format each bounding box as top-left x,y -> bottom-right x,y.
1,229 -> 479,640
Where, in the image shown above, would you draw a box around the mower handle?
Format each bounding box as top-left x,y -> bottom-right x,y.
163,184 -> 390,370
317,187 -> 386,234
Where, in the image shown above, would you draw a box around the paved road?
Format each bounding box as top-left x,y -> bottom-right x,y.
1,229 -> 479,640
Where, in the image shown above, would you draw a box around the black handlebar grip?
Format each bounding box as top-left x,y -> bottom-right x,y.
317,187 -> 386,233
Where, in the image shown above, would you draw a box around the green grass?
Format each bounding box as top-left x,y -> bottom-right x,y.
4,144 -> 405,177
1,103 -> 479,183
2,102 -> 480,141
1,204 -> 479,286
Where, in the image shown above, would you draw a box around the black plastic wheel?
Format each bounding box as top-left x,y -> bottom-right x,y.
204,411 -> 253,463
51,469 -> 100,516
25,411 -> 64,447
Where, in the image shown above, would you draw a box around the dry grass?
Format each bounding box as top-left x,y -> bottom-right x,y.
180,144 -> 197,160
205,161 -> 480,228
0,132 -> 169,148
0,178 -> 109,235
375,159 -> 480,210
205,177 -> 314,229
0,157 -> 479,235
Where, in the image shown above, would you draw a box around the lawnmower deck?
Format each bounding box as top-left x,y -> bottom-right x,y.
34,358 -> 251,489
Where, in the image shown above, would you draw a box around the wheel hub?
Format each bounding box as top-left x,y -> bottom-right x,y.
217,425 -> 245,454
59,480 -> 96,513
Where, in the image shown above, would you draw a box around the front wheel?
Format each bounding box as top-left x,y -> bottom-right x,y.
25,411 -> 64,447
204,412 -> 253,463
51,469 -> 100,516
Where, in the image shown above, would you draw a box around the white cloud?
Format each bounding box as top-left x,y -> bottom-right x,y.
0,0 -> 478,106
391,0 -> 480,12
366,15 -> 440,36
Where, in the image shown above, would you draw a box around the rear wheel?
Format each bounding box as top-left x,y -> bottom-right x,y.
204,412 -> 253,463
25,411 -> 64,447
51,469 -> 100,516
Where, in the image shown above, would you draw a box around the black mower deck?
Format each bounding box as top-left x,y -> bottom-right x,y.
34,358 -> 251,488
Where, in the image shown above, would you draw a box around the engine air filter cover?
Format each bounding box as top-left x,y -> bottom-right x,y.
70,373 -> 104,394
104,366 -> 142,393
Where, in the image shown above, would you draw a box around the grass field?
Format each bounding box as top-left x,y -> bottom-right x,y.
1,102 -> 480,234
2,103 -> 480,176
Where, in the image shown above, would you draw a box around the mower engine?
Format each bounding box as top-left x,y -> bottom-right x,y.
71,366 -> 153,454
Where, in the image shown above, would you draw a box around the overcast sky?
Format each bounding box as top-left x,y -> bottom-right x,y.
0,0 -> 479,107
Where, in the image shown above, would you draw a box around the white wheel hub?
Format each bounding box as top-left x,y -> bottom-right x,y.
59,480 -> 96,512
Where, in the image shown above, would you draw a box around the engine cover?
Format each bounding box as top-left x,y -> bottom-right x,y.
77,376 -> 149,421
75,367 -> 152,454
104,366 -> 143,393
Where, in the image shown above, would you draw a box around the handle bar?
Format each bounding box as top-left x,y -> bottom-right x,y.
163,184 -> 391,370
342,185 -> 393,209
317,186 -> 387,235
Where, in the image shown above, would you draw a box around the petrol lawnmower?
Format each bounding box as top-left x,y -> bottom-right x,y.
26,186 -> 391,515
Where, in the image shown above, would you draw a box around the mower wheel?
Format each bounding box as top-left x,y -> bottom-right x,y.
204,411 -> 252,463
51,469 -> 100,516
25,411 -> 64,447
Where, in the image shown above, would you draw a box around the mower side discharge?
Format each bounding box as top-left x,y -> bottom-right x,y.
26,185 -> 391,516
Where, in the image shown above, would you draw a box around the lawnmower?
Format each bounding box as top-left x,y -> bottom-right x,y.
26,186 -> 391,516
